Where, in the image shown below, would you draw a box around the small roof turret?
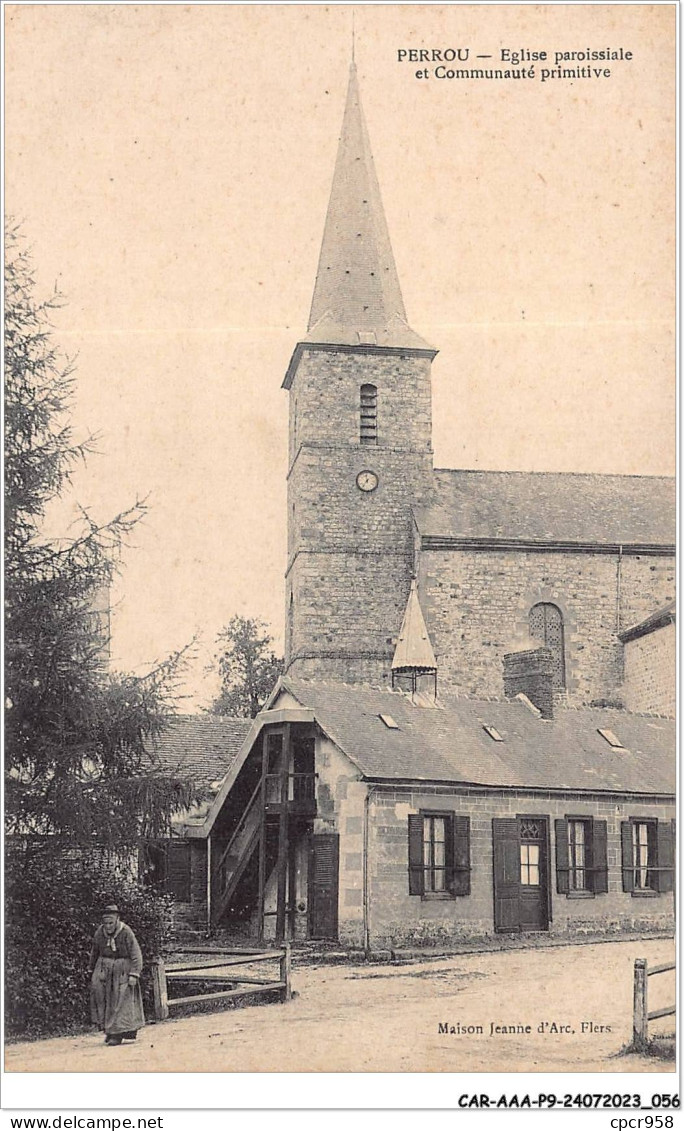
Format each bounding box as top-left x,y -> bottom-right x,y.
392,579 -> 437,673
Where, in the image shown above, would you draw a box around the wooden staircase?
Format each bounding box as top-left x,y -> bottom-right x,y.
211,779 -> 264,926
210,769 -> 317,932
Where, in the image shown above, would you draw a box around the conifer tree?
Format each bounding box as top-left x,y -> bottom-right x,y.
4,222 -> 196,850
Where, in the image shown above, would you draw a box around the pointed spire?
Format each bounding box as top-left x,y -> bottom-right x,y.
304,64 -> 430,352
392,579 -> 437,672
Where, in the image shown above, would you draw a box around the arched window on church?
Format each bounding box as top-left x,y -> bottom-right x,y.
529,602 -> 566,689
360,384 -> 377,445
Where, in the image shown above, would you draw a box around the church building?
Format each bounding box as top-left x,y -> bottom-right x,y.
154,63 -> 675,950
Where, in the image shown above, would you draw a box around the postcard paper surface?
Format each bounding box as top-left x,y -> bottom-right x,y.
4,2 -> 675,1087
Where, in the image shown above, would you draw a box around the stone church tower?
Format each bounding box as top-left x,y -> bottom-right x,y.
283,63 -> 437,684
282,63 -> 675,703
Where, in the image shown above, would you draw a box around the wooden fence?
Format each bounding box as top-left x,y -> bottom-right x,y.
632,957 -> 675,1050
150,944 -> 292,1021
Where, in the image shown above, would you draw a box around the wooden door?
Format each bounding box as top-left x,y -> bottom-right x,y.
493,817 -> 550,932
492,818 -> 521,932
308,833 -> 339,940
518,816 -> 549,930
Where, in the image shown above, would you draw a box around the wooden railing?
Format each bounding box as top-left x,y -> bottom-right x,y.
632,957 -> 676,1050
150,944 -> 292,1020
212,776 -> 264,885
264,772 -> 316,808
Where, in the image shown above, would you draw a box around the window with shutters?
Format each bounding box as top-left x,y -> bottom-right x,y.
621,817 -> 674,896
555,816 -> 607,896
633,822 -> 654,889
423,815 -> 448,893
628,819 -> 657,891
529,602 -> 566,689
408,812 -> 471,898
568,819 -> 590,891
360,384 -> 377,445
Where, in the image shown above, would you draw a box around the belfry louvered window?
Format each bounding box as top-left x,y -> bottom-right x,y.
360,384 -> 377,444
529,602 -> 566,689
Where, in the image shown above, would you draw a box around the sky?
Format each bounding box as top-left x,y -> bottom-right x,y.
5,4 -> 675,707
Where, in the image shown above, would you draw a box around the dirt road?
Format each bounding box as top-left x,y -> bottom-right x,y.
6,937 -> 675,1073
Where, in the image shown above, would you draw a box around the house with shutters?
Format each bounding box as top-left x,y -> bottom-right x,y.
147,60 -> 675,948
165,662 -> 674,948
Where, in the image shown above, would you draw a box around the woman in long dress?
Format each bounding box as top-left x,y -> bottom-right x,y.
90,904 -> 145,1045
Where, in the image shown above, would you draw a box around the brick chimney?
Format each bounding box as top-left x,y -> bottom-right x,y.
503,646 -> 555,719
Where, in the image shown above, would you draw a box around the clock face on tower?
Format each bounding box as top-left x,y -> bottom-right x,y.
356,470 -> 378,493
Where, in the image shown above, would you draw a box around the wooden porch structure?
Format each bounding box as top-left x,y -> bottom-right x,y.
210,722 -> 316,941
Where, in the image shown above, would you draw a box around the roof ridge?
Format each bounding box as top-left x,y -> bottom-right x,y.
292,677 -> 402,693
432,468 -> 674,482
166,712 -> 250,722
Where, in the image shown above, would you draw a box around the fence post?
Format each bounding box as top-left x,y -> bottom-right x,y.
280,941 -> 292,1002
633,958 -> 648,1050
151,957 -> 169,1021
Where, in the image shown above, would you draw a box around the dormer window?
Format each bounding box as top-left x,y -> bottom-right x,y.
597,728 -> 624,749
379,713 -> 399,729
360,384 -> 377,445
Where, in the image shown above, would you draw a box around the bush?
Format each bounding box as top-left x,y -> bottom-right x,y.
5,847 -> 173,1038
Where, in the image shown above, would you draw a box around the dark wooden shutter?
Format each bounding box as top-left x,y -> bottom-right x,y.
451,815 -> 470,896
621,821 -> 634,892
656,820 -> 675,893
554,818 -> 569,893
408,814 -> 424,895
308,833 -> 339,939
492,818 -> 521,932
166,840 -> 191,902
592,820 -> 608,894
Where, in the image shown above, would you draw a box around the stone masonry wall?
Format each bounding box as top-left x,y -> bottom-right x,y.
285,347 -> 434,679
419,548 -> 675,707
288,348 -> 433,466
623,623 -> 676,718
314,735 -> 366,946
360,786 -> 675,949
286,549 -> 412,684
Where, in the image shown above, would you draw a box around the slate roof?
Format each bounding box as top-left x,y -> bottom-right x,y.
619,600 -> 676,643
414,469 -> 675,547
282,679 -> 674,795
145,715 -> 252,795
303,63 -> 430,354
